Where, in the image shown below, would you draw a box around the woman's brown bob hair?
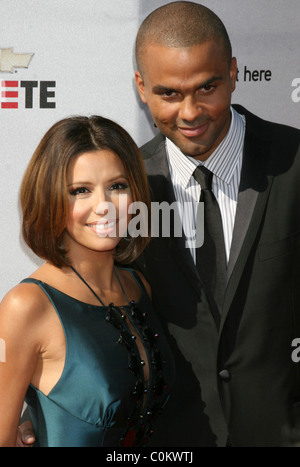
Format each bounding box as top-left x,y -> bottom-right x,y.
20,115 -> 151,267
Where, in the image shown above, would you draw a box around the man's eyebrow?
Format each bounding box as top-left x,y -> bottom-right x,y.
201,76 -> 224,87
152,76 -> 224,94
152,85 -> 177,93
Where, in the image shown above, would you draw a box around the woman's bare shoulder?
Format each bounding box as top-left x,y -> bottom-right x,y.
2,262 -> 67,315
0,267 -> 54,326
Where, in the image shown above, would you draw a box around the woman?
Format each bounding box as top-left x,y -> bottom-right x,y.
0,116 -> 174,447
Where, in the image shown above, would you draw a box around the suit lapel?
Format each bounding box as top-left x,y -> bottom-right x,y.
221,125 -> 274,328
226,133 -> 260,281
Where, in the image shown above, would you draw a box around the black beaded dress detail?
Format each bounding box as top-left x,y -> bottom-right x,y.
106,299 -> 168,446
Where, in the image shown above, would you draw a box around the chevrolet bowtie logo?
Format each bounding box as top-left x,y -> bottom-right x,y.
0,48 -> 34,73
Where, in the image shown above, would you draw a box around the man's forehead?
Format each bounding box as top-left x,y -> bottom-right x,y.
141,40 -> 227,64
141,42 -> 230,77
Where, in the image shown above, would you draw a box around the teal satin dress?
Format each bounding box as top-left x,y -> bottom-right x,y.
24,268 -> 174,447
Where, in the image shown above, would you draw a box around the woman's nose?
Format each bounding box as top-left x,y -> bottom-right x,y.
95,200 -> 110,217
94,188 -> 110,216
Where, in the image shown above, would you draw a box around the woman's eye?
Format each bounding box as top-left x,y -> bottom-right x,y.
109,183 -> 128,191
69,187 -> 90,196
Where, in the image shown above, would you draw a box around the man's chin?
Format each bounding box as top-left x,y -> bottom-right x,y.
164,131 -> 203,154
175,140 -> 208,159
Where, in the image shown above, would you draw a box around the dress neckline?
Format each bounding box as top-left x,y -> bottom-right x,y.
70,265 -> 130,307
22,275 -> 144,309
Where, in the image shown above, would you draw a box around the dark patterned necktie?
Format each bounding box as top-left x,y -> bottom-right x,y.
193,166 -> 227,312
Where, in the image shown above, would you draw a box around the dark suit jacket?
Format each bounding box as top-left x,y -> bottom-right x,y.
137,104 -> 300,447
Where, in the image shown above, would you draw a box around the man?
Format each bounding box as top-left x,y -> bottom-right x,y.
20,1 -> 300,446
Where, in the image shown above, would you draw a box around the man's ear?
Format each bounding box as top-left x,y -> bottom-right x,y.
135,71 -> 147,104
230,57 -> 238,93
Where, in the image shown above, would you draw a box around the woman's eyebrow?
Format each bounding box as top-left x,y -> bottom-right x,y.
67,175 -> 129,187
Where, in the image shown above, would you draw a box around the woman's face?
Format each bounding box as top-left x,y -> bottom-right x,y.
64,150 -> 133,256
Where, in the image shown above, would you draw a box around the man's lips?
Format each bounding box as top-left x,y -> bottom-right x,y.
178,123 -> 209,138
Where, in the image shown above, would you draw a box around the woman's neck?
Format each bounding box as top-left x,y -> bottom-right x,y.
67,251 -> 116,291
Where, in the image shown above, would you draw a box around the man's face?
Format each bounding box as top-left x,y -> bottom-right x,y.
135,41 -> 237,160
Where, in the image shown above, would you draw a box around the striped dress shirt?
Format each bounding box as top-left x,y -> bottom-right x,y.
166,107 -> 246,263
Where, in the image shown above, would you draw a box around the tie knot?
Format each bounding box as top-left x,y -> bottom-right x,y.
193,165 -> 213,190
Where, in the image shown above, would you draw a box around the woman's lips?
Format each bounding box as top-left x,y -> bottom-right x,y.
178,123 -> 209,138
87,220 -> 118,236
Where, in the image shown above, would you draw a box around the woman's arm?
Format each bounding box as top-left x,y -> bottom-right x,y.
0,285 -> 42,446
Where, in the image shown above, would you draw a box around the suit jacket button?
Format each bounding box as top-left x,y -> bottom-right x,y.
219,369 -> 231,381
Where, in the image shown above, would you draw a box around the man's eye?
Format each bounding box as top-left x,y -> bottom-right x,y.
202,84 -> 215,93
164,91 -> 176,97
69,187 -> 89,196
162,90 -> 178,98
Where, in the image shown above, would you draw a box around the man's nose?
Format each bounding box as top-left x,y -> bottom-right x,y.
179,96 -> 203,123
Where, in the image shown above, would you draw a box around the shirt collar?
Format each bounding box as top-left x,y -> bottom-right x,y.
166,107 -> 246,188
